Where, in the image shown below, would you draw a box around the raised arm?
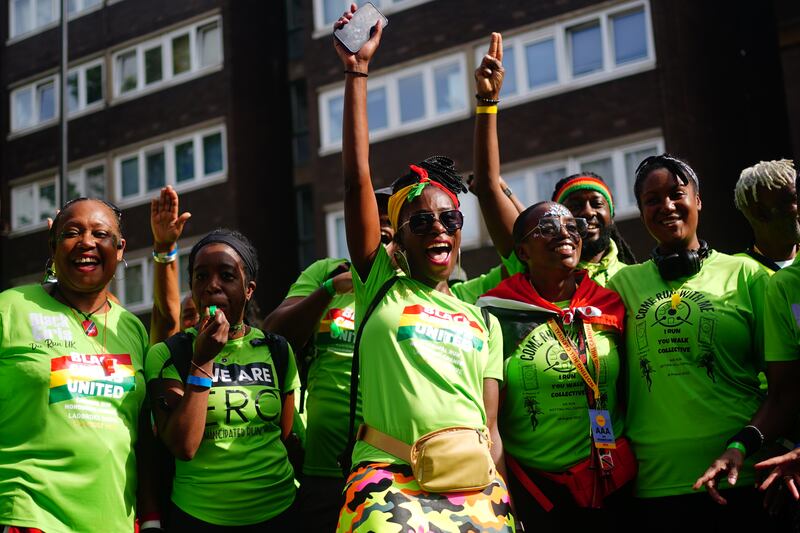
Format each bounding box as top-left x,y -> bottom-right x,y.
473,33 -> 519,258
150,186 -> 191,344
334,4 -> 384,280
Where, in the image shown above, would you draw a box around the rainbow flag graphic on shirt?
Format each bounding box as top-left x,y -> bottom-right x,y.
397,305 -> 485,351
49,354 -> 136,404
319,307 -> 356,343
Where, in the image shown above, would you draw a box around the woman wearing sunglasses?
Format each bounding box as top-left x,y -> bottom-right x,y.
333,5 -> 513,532
606,154 -> 776,530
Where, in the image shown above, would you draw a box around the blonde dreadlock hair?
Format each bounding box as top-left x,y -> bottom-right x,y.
734,159 -> 796,212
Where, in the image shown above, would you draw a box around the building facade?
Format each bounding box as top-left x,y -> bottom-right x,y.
290,0 -> 797,277
0,0 -> 296,320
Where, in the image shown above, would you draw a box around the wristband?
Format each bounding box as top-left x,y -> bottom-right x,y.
502,186 -> 513,198
726,425 -> 764,458
322,278 -> 336,297
186,375 -> 212,389
344,69 -> 368,77
152,246 -> 178,264
140,520 -> 162,530
476,105 -> 498,114
726,441 -> 747,456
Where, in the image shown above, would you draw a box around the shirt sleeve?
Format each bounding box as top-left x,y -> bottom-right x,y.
501,252 -> 526,277
351,245 -> 397,326
281,343 -> 302,394
451,264 -> 504,305
483,313 -> 504,382
144,342 -> 180,382
765,274 -> 800,362
286,259 -> 339,299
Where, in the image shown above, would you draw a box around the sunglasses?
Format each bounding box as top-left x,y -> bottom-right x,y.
399,210 -> 464,236
521,216 -> 588,241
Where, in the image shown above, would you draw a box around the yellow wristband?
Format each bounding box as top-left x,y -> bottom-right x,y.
476,105 -> 498,114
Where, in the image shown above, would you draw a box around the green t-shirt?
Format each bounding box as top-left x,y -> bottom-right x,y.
0,284 -> 147,533
351,246 -> 504,466
502,240 -> 627,287
286,257 -> 359,477
501,318 -> 623,472
145,327 -> 300,525
450,265 -> 504,304
607,252 -> 767,497
764,256 -> 800,362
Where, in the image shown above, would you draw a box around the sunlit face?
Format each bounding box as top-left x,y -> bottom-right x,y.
562,189 -> 612,259
395,186 -> 462,286
516,202 -> 582,276
52,200 -> 124,294
191,243 -> 255,325
638,167 -> 701,248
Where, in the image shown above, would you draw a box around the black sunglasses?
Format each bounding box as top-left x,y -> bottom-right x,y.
400,210 -> 464,236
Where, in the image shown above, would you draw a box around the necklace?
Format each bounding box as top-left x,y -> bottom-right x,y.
228,322 -> 248,339
55,285 -> 110,338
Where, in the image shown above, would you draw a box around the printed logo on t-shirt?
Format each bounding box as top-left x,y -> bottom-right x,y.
319,307 -> 355,344
29,312 -> 74,343
396,304 -> 485,351
211,362 -> 275,387
633,289 -> 717,391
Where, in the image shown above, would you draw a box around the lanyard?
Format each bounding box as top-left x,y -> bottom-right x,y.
547,318 -> 601,402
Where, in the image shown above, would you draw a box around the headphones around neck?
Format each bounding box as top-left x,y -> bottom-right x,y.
651,240 -> 710,280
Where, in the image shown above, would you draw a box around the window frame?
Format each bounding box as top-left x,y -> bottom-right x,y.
318,52 -> 469,154
311,0 -> 434,35
8,0 -> 103,43
113,124 -> 227,207
111,16 -> 223,101
10,176 -> 57,232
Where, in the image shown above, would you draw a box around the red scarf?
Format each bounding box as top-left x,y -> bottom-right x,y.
481,271 -> 625,333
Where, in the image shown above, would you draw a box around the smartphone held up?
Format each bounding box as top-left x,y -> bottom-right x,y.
334,2 -> 389,54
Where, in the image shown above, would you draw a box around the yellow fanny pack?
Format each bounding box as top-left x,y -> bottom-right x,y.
358,424 -> 496,493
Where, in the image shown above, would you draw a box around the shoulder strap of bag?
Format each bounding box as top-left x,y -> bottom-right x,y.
159,331 -> 196,383
506,455 -> 555,512
251,332 -> 290,390
339,275 -> 399,474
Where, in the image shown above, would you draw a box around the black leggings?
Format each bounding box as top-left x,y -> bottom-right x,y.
168,501 -> 294,532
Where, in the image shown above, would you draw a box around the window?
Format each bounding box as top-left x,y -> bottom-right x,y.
326,210 -> 349,260
10,177 -> 57,230
502,135 -> 664,219
10,0 -> 101,40
312,0 -> 433,32
472,1 -> 653,108
319,54 -> 468,151
568,21 -> 603,77
115,125 -> 227,204
10,59 -> 105,134
67,162 -> 106,201
113,17 -> 223,98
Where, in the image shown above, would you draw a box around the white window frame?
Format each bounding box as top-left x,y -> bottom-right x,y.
325,207 -> 349,260
501,134 -> 665,220
8,0 -> 103,43
113,124 -> 227,207
111,16 -> 223,101
318,52 -> 469,154
311,0 -> 434,36
9,57 -> 106,136
10,176 -> 57,232
471,0 -> 655,110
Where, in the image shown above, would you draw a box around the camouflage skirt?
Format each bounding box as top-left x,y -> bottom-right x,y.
336,462 -> 515,533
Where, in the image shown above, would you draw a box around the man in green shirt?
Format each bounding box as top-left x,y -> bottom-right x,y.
552,172 -> 638,285
733,159 -> 799,274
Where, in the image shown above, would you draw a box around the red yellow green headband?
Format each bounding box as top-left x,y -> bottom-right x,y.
388,165 -> 460,230
553,176 -> 615,217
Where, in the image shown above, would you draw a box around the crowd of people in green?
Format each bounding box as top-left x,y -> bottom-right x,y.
2,5 -> 800,532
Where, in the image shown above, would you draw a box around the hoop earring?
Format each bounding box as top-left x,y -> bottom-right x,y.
42,258 -> 57,284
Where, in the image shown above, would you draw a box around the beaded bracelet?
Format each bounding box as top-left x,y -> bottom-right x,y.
152,246 -> 178,264
475,93 -> 500,105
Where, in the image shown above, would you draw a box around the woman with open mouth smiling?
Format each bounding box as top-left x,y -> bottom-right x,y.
476,201 -> 633,532
606,154 -> 777,530
0,197 -> 150,532
333,5 -> 512,532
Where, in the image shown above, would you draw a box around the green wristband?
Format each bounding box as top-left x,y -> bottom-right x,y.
322,278 -> 336,297
727,441 -> 747,455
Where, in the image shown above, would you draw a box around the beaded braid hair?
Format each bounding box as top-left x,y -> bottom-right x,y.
390,155 -> 468,196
